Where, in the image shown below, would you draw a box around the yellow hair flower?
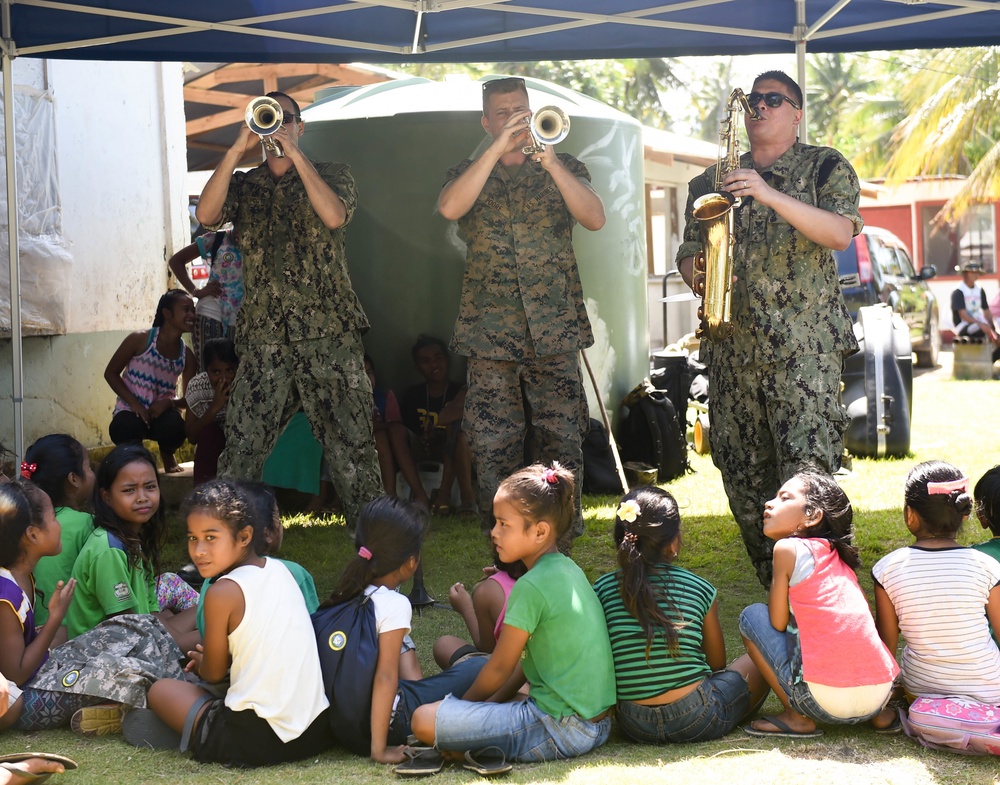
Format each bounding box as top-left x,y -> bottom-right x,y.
617,499 -> 641,523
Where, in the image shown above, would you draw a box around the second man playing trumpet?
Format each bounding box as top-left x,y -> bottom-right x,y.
438,76 -> 606,540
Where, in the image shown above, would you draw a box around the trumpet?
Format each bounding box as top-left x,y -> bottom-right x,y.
522,105 -> 570,155
245,96 -> 284,158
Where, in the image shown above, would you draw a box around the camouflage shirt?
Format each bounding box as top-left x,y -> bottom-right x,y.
445,154 -> 594,361
206,161 -> 369,349
677,142 -> 861,367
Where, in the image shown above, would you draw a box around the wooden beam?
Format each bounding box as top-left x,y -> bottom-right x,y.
184,87 -> 253,109
187,107 -> 244,136
187,62 -> 390,89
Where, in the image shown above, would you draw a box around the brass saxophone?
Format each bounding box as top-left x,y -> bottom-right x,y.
692,88 -> 761,340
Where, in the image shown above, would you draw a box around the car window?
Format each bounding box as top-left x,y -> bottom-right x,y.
874,239 -> 901,277
893,246 -> 916,278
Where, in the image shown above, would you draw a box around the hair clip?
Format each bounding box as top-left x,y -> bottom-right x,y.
622,530 -> 639,546
542,468 -> 558,485
617,499 -> 641,523
358,546 -> 373,560
20,462 -> 36,480
928,477 -> 969,496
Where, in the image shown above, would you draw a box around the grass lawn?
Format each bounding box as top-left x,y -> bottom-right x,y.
5,354 -> 1000,784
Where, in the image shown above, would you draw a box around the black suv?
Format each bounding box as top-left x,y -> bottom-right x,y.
836,226 -> 940,367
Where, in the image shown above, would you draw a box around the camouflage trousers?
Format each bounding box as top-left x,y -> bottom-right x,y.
219,331 -> 382,528
464,353 -> 588,539
20,614 -> 186,728
709,351 -> 848,587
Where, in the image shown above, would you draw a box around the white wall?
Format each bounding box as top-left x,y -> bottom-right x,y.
48,59 -> 188,332
0,59 -> 188,449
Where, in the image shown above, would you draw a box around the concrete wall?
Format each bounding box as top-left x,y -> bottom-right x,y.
0,59 -> 188,451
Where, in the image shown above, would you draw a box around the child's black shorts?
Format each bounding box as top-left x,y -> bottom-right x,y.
190,699 -> 332,767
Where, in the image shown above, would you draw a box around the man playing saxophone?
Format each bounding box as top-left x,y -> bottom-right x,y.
677,70 -> 861,587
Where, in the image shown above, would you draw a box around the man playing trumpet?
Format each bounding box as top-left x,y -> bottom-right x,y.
677,70 -> 861,588
196,90 -> 381,525
438,76 -> 605,540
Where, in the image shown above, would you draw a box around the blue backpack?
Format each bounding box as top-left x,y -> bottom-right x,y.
311,593 -> 379,756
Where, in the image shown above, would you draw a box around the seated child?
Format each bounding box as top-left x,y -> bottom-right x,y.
409,464 -> 615,766
104,289 -> 196,473
973,465 -> 1000,563
65,445 -> 198,648
740,471 -> 899,737
194,481 -> 318,640
873,461 -> 1000,708
432,546 -> 526,670
127,480 -> 332,766
0,482 -> 78,732
594,486 -> 768,743
21,434 -> 95,628
184,338 -> 239,486
399,335 -> 476,516
366,354 -> 430,508
318,497 -> 486,764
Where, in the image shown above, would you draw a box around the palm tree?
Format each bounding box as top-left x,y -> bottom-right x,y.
884,46 -> 1000,221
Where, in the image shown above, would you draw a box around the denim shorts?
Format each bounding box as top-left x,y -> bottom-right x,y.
738,602 -> 883,725
434,696 -> 611,762
616,669 -> 751,744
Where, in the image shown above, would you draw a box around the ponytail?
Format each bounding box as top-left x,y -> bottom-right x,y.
322,496 -> 426,607
613,487 -> 683,658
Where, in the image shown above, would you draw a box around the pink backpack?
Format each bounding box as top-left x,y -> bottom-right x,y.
901,698 -> 1000,755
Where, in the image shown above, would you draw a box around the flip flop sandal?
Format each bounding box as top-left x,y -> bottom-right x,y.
874,716 -> 903,734
0,753 -> 78,783
394,747 -> 445,776
743,715 -> 824,739
462,747 -> 512,776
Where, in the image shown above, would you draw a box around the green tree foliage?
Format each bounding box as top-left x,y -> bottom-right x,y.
390,59 -> 678,129
885,47 -> 1000,220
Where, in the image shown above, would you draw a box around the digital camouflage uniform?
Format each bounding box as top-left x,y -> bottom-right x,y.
445,154 -> 594,537
17,615 -> 185,729
205,161 -> 382,527
677,142 -> 861,586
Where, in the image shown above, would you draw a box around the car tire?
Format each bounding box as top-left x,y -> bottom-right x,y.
914,314 -> 940,368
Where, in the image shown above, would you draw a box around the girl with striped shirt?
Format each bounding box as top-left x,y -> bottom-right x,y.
872,461 -> 1000,708
593,487 -> 768,743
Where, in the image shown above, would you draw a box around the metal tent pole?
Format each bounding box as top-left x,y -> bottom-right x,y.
1,1 -> 23,465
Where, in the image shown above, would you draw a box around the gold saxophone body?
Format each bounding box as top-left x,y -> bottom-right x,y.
692,88 -> 760,341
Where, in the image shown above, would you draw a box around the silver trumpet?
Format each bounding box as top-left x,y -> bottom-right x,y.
522,105 -> 570,155
245,96 -> 284,158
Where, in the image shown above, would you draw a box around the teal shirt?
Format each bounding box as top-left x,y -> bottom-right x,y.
973,538 -> 1000,564
503,552 -> 615,719
195,557 -> 319,637
34,507 -> 94,626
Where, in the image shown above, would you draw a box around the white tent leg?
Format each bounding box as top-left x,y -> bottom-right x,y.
795,0 -> 808,145
2,46 -> 22,464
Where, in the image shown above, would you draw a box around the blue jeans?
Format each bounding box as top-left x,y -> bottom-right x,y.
739,603 -> 881,725
616,670 -> 751,743
387,657 -> 486,745
433,696 -> 611,762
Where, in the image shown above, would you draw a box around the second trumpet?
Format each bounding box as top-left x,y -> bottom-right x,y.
245,96 -> 285,158
522,106 -> 570,155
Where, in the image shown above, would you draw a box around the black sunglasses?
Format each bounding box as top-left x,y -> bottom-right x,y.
747,91 -> 800,110
280,114 -> 301,124
482,77 -> 526,95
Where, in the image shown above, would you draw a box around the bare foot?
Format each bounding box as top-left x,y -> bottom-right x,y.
161,454 -> 183,473
1,757 -> 66,784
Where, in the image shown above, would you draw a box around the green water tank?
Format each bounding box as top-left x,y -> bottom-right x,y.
300,76 -> 648,424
